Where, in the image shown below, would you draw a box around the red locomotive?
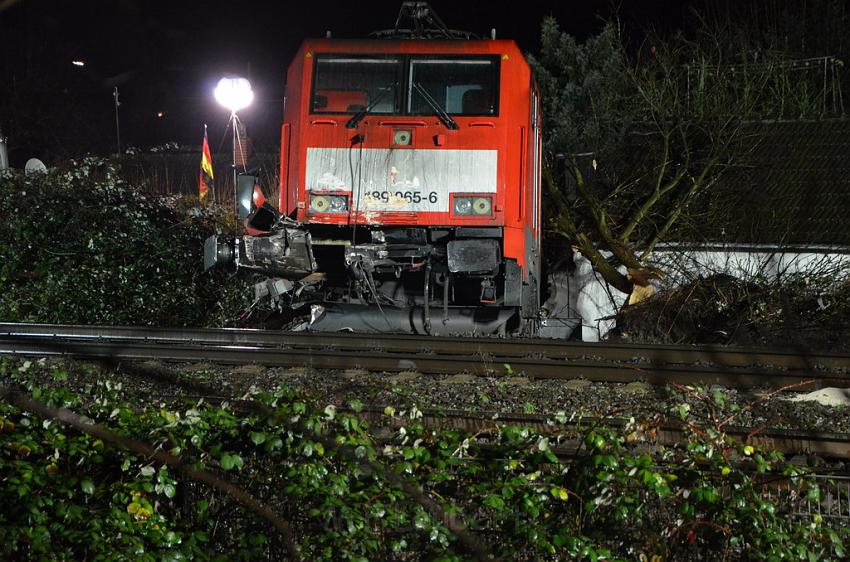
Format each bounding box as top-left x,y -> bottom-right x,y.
207,3 -> 553,337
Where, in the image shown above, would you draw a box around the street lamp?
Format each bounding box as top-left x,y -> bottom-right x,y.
214,77 -> 253,113
214,77 -> 253,213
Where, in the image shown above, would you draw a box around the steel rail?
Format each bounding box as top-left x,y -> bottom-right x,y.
2,322 -> 849,370
0,325 -> 849,390
355,407 -> 850,459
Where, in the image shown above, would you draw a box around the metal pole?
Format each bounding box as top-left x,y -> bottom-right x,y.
0,127 -> 8,172
232,112 -> 238,213
113,87 -> 122,156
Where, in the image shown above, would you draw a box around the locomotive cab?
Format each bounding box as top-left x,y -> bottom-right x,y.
209,13 -> 545,337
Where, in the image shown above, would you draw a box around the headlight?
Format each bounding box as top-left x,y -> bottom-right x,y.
310,194 -> 348,213
472,197 -> 492,215
393,129 -> 412,146
453,196 -> 492,216
453,197 -> 473,215
327,195 -> 347,212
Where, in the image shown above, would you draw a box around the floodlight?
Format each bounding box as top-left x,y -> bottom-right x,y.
214,77 -> 254,113
71,60 -> 85,67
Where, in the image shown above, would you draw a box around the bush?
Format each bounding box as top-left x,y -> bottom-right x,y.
615,274 -> 850,351
1,357 -> 847,561
0,158 -> 250,326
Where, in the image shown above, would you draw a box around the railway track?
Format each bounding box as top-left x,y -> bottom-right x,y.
356,407 -> 850,460
1,322 -> 849,390
2,323 -> 850,460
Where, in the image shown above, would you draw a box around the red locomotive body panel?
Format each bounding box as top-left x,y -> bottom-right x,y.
279,39 -> 541,275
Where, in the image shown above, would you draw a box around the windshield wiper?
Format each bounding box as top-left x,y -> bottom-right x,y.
346,84 -> 397,129
412,82 -> 459,130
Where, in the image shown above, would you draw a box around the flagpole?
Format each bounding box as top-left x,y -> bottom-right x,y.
113,87 -> 122,156
204,123 -> 209,203
199,124 -> 214,205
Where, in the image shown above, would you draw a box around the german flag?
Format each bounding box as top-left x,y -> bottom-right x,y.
199,125 -> 214,203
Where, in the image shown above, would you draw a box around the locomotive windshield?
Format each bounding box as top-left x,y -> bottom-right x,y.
409,58 -> 498,116
310,55 -> 498,116
311,56 -> 401,114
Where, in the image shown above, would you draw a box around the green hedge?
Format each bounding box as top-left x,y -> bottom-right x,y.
0,158 -> 249,326
1,357 -> 846,561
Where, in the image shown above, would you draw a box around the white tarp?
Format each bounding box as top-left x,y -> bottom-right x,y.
305,147 -> 497,213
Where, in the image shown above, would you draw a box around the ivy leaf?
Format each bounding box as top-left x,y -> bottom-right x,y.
413,512 -> 430,530
712,389 -> 726,407
220,453 -> 244,471
80,479 -> 95,495
249,431 -> 267,445
484,494 -> 505,510
806,484 -> 821,502
197,500 -> 209,518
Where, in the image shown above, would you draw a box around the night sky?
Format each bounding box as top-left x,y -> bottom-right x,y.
0,0 -> 689,160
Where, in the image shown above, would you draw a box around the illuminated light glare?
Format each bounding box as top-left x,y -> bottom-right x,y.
71,60 -> 85,67
214,77 -> 254,113
156,111 -> 164,118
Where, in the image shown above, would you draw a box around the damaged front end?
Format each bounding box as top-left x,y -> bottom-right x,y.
205,203 -> 316,278
206,205 -> 528,336
204,227 -> 316,279
204,204 -> 321,315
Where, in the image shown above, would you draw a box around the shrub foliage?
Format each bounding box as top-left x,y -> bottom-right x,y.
0,158 -> 250,326
1,358 -> 846,561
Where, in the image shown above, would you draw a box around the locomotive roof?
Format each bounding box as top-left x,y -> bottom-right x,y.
294,38 -> 526,59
